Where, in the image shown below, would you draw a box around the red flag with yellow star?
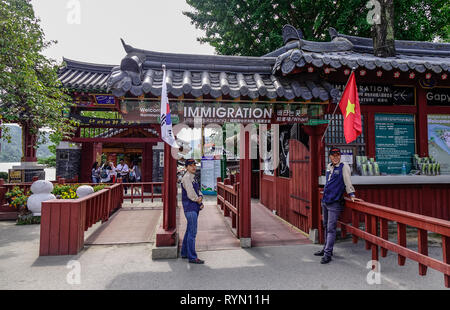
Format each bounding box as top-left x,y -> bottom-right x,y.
339,72 -> 362,143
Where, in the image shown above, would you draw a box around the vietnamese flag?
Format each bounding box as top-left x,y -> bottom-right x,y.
339,72 -> 362,144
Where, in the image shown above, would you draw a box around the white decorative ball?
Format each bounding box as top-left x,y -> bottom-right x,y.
30,180 -> 53,195
27,193 -> 56,216
76,185 -> 94,199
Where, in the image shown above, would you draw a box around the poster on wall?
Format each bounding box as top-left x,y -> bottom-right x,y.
375,114 -> 416,174
278,125 -> 291,178
428,114 -> 450,174
261,127 -> 274,176
201,157 -> 222,195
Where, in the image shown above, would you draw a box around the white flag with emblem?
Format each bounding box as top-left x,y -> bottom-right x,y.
160,65 -> 178,148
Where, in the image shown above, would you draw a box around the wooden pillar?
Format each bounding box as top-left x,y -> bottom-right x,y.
239,131 -> 251,246
80,143 -> 93,183
156,143 -> 177,247
21,121 -> 38,163
142,142 -> 155,191
416,85 -> 429,157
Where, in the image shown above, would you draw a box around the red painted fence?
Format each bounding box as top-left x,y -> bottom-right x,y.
39,184 -> 123,256
121,182 -> 164,203
217,175 -> 240,237
336,196 -> 450,288
354,184 -> 450,221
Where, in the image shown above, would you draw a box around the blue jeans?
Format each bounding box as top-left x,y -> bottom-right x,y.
180,211 -> 198,260
321,201 -> 343,257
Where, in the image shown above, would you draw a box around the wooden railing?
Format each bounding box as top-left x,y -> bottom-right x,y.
1,180 -> 163,207
217,175 -> 240,237
39,183 -> 123,256
120,182 -> 164,203
334,197 -> 450,288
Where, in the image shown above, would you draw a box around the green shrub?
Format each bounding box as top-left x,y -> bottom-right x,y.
0,172 -> 8,181
93,184 -> 107,192
17,213 -> 41,225
37,156 -> 56,167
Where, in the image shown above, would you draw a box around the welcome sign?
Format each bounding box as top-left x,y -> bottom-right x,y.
119,100 -> 320,125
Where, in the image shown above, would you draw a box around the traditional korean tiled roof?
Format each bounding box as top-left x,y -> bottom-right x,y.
58,59 -> 114,92
105,39 -> 336,101
59,26 -> 450,102
271,27 -> 450,75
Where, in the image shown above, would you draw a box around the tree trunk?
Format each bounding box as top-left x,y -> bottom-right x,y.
373,0 -> 396,57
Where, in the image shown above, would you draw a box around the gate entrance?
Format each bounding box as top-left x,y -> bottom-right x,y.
288,139 -> 311,234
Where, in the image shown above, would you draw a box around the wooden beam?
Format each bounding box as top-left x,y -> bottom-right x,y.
71,137 -> 161,143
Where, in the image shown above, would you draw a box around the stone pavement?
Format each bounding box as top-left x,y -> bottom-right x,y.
0,219 -> 446,290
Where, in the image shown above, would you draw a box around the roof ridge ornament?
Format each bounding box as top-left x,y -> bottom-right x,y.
282,24 -> 304,45
120,39 -> 134,54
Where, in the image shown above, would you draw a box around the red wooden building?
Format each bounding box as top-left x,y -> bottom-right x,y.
56,26 -> 450,246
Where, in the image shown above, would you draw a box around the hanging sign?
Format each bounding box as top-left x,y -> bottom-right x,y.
333,84 -> 415,105
119,100 -> 321,125
94,95 -> 116,106
426,88 -> 450,106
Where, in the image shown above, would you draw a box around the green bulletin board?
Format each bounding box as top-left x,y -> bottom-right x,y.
375,114 -> 416,174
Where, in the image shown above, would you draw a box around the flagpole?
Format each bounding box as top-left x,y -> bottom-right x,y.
321,67 -> 356,143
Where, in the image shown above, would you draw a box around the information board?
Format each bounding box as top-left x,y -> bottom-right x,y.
428,114 -> 450,174
333,84 -> 415,105
375,114 -> 416,174
426,88 -> 450,106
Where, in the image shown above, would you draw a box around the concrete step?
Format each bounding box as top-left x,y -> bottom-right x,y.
0,212 -> 18,221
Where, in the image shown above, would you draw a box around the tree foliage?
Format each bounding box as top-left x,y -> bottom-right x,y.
0,0 -> 77,143
184,0 -> 450,56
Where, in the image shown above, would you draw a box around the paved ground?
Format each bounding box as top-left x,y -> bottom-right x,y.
85,208 -> 162,245
0,217 -> 446,290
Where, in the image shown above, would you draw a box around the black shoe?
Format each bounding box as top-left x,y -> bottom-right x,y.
320,256 -> 332,264
314,250 -> 325,256
181,256 -> 188,259
189,258 -> 205,264
314,250 -> 333,257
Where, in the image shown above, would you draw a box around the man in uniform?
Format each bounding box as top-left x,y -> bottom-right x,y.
180,159 -> 205,264
314,147 -> 362,264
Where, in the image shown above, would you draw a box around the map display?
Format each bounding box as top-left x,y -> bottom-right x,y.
428,114 -> 450,174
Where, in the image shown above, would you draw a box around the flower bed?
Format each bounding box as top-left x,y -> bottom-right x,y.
5,186 -> 34,224
4,184 -> 108,225
52,184 -> 107,199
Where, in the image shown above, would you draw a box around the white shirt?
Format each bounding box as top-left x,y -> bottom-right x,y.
116,163 -> 129,176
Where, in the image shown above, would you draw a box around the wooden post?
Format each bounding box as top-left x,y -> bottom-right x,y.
442,236 -> 449,288
156,143 -> 177,247
416,86 -> 429,157
352,210 -> 359,244
239,131 -> 251,244
417,229 -> 428,276
397,223 -> 407,266
365,214 -> 371,250
380,218 -> 389,257
371,215 -> 379,263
